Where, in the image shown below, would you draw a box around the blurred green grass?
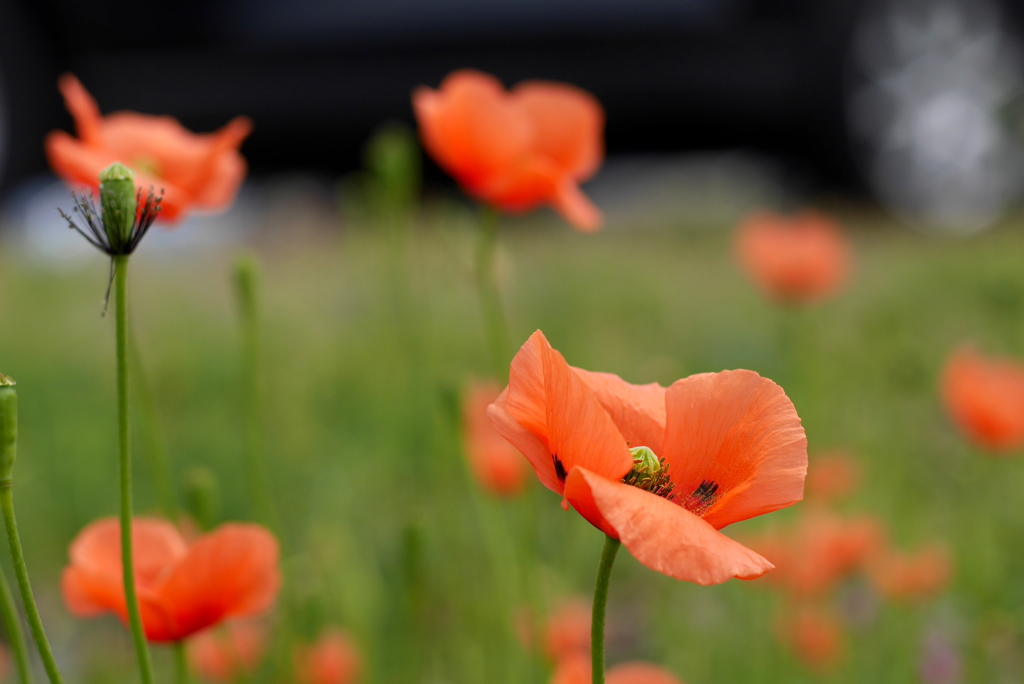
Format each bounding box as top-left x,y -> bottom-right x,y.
1,203 -> 1023,683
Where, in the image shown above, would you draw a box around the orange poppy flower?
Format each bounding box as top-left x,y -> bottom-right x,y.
294,629 -> 362,684
413,69 -> 604,231
868,543 -> 951,602
749,510 -> 884,598
45,74 -> 252,223
463,379 -> 527,496
734,210 -> 851,304
62,517 -> 280,642
488,331 -> 807,585
552,653 -> 684,684
775,604 -> 844,673
188,620 -> 267,683
942,346 -> 1024,451
543,597 -> 591,661
805,452 -> 861,503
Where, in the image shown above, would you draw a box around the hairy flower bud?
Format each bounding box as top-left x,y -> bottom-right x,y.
99,162 -> 137,248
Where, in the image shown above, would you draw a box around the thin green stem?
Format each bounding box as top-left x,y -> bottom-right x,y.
128,330 -> 177,518
234,256 -> 278,531
115,255 -> 156,684
0,563 -> 31,684
0,487 -> 61,684
591,535 -> 621,684
173,641 -> 187,684
474,207 -> 511,382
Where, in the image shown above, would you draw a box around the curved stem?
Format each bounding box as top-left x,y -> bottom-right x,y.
474,207 -> 511,382
173,641 -> 188,684
115,255 -> 156,684
0,487 -> 61,684
591,535 -> 621,684
0,561 -> 31,684
234,256 -> 278,531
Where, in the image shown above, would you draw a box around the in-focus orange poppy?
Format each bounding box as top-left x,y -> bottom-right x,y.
543,597 -> 591,661
294,629 -> 362,684
62,518 -> 280,642
942,346 -> 1024,452
463,379 -> 527,496
748,510 -> 883,598
775,604 -> 844,673
734,210 -> 851,304
413,69 -> 604,231
805,452 -> 861,503
188,620 -> 267,683
868,543 -> 951,602
488,331 -> 807,585
552,653 -> 684,684
45,74 -> 252,223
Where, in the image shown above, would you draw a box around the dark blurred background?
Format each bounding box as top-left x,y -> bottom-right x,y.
3,0 -> 1024,232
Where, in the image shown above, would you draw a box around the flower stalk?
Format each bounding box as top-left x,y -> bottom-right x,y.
591,535 -> 621,684
474,208 -> 511,382
0,378 -> 64,684
115,255 -> 156,684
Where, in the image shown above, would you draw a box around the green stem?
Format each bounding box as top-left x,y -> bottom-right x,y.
591,535 -> 621,684
474,207 -> 511,382
128,330 -> 177,518
0,564 -> 31,684
173,641 -> 187,684
234,256 -> 278,531
115,255 -> 156,684
0,487 -> 61,684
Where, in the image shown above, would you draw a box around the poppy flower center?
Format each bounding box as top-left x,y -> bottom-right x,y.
622,446 -> 675,500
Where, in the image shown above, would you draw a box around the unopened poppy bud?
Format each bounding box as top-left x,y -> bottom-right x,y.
99,162 -> 137,247
0,375 -> 16,482
629,446 -> 661,475
364,124 -> 421,218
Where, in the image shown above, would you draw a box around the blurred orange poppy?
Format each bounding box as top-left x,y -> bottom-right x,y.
776,604 -> 844,673
749,510 -> 884,598
45,74 -> 252,223
463,379 -> 527,496
188,620 -> 267,683
294,629 -> 362,684
805,452 -> 861,503
488,331 -> 807,585
942,346 -> 1024,451
734,210 -> 851,304
62,518 -> 280,642
551,653 -> 684,684
413,69 -> 604,231
869,543 -> 951,602
543,597 -> 591,661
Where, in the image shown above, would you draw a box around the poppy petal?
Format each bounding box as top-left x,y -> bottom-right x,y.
541,339 -> 632,486
57,73 -> 103,145
505,330 -> 550,439
574,370 -> 667,453
552,180 -> 603,232
488,389 -> 560,493
608,663 -> 686,684
155,524 -> 280,641
571,467 -> 773,585
661,370 -> 806,529
512,80 -> 604,182
68,517 -> 188,588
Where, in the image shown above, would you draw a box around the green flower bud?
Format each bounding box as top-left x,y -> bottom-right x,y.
99,162 -> 137,247
184,467 -> 220,530
629,446 -> 661,476
364,124 -> 421,219
0,375 -> 17,483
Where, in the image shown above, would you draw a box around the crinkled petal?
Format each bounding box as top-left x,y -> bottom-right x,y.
571,468 -> 773,585
574,369 -> 666,453
662,370 -> 806,529
489,389 -> 560,493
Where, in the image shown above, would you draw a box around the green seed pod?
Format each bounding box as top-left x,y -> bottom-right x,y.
629,445 -> 661,476
99,162 -> 137,248
0,375 -> 17,482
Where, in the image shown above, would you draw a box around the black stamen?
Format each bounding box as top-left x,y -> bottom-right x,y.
683,480 -> 720,516
552,454 -> 567,484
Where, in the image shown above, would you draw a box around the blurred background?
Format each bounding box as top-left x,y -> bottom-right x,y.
2,1 -> 1024,683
